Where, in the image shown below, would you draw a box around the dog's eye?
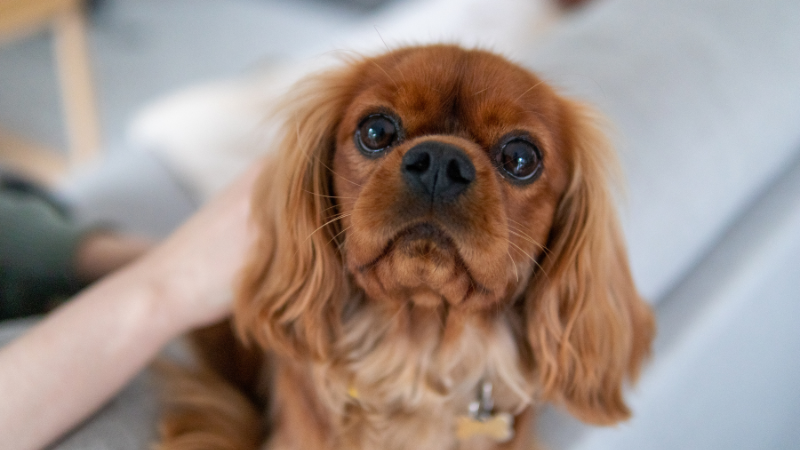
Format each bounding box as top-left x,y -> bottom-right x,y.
356,114 -> 399,155
497,138 -> 542,182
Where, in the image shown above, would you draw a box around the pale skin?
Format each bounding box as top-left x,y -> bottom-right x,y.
0,163 -> 261,450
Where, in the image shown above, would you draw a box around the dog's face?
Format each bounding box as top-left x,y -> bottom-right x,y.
332,47 -> 569,311
238,45 -> 654,426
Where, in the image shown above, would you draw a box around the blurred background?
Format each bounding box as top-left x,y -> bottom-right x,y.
0,0 -> 380,184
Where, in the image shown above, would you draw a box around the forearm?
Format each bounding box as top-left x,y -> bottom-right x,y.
0,264 -> 184,450
0,162 -> 258,450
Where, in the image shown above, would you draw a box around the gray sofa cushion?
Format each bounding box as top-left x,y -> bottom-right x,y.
539,151 -> 800,449
59,149 -> 198,240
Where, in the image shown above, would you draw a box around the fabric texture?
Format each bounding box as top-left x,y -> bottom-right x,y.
60,149 -> 199,240
0,185 -> 86,320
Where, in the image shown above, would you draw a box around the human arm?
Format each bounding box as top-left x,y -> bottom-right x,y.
0,163 -> 261,450
72,232 -> 153,284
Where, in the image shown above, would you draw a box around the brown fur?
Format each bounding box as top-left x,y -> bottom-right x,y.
158,45 -> 654,450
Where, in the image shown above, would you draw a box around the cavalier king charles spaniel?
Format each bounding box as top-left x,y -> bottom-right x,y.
158,44 -> 654,450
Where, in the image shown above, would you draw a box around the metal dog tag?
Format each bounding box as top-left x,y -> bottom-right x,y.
455,380 -> 514,443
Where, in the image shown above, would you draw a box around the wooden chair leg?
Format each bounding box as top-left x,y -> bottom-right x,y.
52,3 -> 101,167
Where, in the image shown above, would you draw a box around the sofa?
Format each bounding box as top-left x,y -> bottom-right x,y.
2,0 -> 799,448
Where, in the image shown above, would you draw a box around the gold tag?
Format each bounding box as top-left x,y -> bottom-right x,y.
347,386 -> 360,400
455,412 -> 514,442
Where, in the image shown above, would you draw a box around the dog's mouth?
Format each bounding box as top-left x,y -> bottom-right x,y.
393,222 -> 457,257
357,222 -> 456,270
354,222 -> 493,307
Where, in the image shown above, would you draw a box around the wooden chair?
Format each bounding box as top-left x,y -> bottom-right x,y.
0,0 -> 101,185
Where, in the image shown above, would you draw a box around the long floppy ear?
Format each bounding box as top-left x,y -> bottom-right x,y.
234,65 -> 358,360
525,101 -> 655,425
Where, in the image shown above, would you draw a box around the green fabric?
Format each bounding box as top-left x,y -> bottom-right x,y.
0,190 -> 86,320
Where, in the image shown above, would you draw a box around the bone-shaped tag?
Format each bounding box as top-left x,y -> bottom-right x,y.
347,386 -> 359,400
455,412 -> 514,442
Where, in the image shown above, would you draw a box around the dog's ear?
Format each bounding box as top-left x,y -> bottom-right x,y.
524,101 -> 655,425
234,66 -> 357,360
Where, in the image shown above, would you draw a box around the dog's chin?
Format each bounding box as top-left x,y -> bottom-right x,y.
352,223 -> 497,309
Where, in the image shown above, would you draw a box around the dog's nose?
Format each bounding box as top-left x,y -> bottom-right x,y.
402,141 -> 475,203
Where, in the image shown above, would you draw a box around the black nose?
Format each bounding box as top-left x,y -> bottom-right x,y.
401,141 -> 475,203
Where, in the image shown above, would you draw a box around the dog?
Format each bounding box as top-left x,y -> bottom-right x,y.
157,44 -> 655,450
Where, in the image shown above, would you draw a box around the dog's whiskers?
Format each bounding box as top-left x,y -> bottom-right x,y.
507,239 -> 545,275
506,248 -> 520,284
514,80 -> 546,103
472,85 -> 491,97
506,219 -> 551,256
304,190 -> 358,201
322,203 -> 340,215
327,224 -> 352,252
507,228 -> 549,255
305,212 -> 352,243
521,109 -> 552,123
370,60 -> 400,90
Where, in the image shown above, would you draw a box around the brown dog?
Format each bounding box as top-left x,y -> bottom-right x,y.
158,44 -> 654,450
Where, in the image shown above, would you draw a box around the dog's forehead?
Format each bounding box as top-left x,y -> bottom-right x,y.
352,46 -> 561,142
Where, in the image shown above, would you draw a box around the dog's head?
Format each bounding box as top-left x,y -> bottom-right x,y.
236,45 -> 654,425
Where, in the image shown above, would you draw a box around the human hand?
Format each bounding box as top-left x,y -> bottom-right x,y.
133,161 -> 263,331
73,232 -> 153,283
